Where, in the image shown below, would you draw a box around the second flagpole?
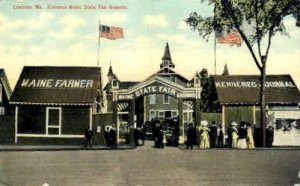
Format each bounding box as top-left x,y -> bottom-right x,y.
97,20 -> 101,67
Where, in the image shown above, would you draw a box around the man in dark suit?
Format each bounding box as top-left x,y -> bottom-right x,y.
186,125 -> 195,149
110,126 -> 117,149
209,121 -> 218,148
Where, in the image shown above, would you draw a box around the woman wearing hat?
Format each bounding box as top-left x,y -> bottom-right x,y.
199,120 -> 210,149
231,121 -> 239,148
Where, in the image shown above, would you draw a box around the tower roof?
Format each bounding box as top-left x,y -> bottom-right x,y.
162,42 -> 171,60
222,63 -> 229,76
107,64 -> 114,76
160,42 -> 175,70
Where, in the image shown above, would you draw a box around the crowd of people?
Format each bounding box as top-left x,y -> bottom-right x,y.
186,121 -> 224,149
186,120 -> 275,149
84,119 -> 275,149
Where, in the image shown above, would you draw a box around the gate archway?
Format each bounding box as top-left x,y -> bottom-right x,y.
111,76 -> 201,145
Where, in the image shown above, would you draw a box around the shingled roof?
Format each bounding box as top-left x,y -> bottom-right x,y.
212,75 -> 300,105
10,66 -> 102,106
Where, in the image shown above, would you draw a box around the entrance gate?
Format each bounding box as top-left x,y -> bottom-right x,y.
111,76 -> 201,145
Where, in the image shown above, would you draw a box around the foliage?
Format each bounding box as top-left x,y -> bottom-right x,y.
198,68 -> 217,112
186,0 -> 300,71
186,0 -> 300,146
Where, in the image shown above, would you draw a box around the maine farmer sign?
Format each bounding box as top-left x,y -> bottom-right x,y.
21,79 -> 94,88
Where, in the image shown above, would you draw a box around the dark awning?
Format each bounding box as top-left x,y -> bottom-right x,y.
212,75 -> 300,105
10,66 -> 102,105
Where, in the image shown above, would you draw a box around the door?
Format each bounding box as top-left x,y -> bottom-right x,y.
46,107 -> 61,135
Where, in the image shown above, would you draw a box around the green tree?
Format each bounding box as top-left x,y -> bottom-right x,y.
186,0 -> 300,147
198,68 -> 217,112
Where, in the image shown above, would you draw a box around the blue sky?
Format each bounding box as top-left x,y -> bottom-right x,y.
0,0 -> 299,88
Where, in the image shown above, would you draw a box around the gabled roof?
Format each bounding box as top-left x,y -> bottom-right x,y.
10,66 -> 102,106
119,81 -> 139,89
147,68 -> 190,86
212,75 -> 300,105
0,69 -> 12,99
104,81 -> 139,91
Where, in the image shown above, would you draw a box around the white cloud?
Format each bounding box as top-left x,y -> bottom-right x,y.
98,13 -> 127,25
144,14 -> 168,27
48,14 -> 85,39
27,12 -> 54,30
11,34 -> 33,41
158,33 -> 204,49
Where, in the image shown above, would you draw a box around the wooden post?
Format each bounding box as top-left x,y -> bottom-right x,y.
89,106 -> 93,130
222,105 -> 226,144
252,105 -> 256,125
129,99 -> 135,146
178,98 -> 184,144
14,106 -> 18,144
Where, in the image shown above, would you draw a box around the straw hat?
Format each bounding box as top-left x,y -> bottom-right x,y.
231,121 -> 238,126
201,120 -> 208,126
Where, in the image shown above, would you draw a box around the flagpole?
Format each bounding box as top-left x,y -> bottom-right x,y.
214,30 -> 217,75
97,20 -> 101,67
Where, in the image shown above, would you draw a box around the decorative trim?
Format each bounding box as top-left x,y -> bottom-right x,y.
119,76 -> 195,94
16,134 -> 84,138
10,102 -> 94,106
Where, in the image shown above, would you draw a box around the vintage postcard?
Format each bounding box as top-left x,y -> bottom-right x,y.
0,0 -> 300,185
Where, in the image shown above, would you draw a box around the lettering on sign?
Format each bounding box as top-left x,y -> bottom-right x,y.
118,94 -> 134,100
215,81 -> 295,88
117,85 -> 178,100
21,79 -> 94,88
134,85 -> 176,97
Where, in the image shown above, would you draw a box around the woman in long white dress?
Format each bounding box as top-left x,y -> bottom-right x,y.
200,120 -> 210,149
247,123 -> 255,149
231,122 -> 239,148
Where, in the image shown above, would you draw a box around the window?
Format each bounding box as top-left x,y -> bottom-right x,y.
149,110 -> 156,120
149,95 -> 156,104
194,78 -> 200,85
0,107 -> 4,115
171,111 -> 177,117
159,111 -> 164,118
163,95 -> 170,104
46,107 -> 61,135
112,79 -> 118,88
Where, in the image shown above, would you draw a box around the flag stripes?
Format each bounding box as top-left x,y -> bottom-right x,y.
216,30 -> 242,46
99,24 -> 124,40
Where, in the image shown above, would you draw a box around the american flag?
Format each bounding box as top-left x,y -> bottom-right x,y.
99,25 -> 124,40
216,29 -> 242,46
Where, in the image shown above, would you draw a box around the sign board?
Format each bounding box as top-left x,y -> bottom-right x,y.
117,82 -> 197,100
20,79 -> 94,88
215,81 -> 295,88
